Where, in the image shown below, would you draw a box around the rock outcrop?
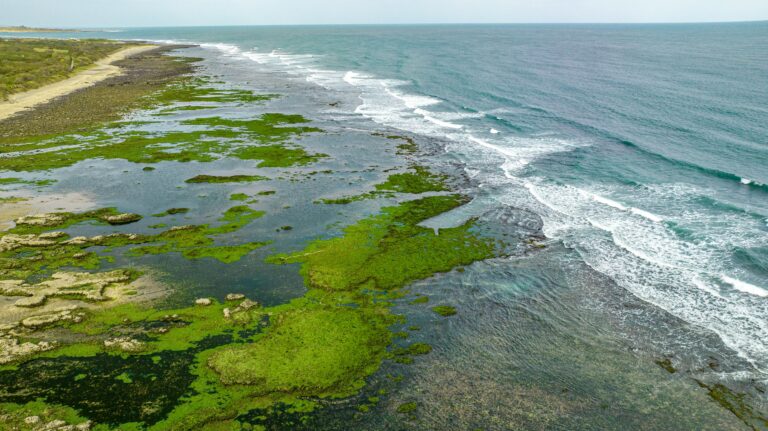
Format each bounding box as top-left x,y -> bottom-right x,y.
0,270 -> 134,308
101,213 -> 142,225
0,336 -> 56,364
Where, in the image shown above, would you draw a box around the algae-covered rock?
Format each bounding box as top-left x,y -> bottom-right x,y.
0,233 -> 59,252
185,174 -> 267,184
0,336 -> 56,364
103,337 -> 145,353
15,213 -> 66,227
225,293 -> 245,301
431,305 -> 457,317
237,299 -> 259,310
14,295 -> 47,308
101,213 -> 142,225
195,298 -> 212,306
268,195 -> 498,292
0,270 -> 136,310
397,401 -> 418,414
20,306 -> 80,328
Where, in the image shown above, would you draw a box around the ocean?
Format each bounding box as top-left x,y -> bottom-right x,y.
5,22 -> 768,428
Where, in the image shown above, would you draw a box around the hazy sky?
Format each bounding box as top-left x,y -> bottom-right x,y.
4,0 -> 768,27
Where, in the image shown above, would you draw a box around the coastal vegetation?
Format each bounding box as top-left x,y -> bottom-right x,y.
0,26 -> 80,33
0,38 -> 123,100
0,45 -> 194,143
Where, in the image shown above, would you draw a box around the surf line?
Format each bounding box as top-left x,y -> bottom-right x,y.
579,190 -> 663,223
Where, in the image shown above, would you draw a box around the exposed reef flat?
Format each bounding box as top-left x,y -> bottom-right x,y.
0,39 -> 517,429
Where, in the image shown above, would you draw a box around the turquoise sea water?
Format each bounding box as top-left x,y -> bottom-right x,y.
4,23 -> 768,428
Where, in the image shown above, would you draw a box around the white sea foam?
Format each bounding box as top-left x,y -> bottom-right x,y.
587,192 -> 628,211
342,71 -> 367,86
143,39 -> 185,45
693,276 -> 725,299
214,46 -> 581,178
414,108 -> 464,129
629,207 -> 663,223
741,178 -> 753,185
517,179 -> 768,371
581,191 -> 663,223
383,88 -> 441,109
200,43 -> 242,56
722,276 -> 768,297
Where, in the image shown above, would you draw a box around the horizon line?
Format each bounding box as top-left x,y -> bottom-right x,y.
3,19 -> 767,30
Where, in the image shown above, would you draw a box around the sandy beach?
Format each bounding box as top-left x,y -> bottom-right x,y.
0,44 -> 158,121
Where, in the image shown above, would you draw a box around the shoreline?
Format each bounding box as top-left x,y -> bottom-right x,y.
0,44 -> 159,121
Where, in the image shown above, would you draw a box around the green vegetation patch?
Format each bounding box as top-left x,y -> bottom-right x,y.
153,208 -> 189,217
0,129 -> 229,171
374,167 -> 448,194
373,133 -> 419,155
209,306 -> 392,396
431,305 -> 457,316
154,78 -> 278,105
181,114 -> 321,142
317,192 -> 383,205
129,206 -> 268,263
698,382 -> 768,429
233,144 -> 327,168
185,174 -> 267,184
317,167 -> 446,205
397,401 -> 418,414
270,195 -> 498,291
0,177 -> 55,187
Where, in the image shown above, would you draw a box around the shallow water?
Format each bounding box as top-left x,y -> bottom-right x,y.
3,23 -> 768,428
